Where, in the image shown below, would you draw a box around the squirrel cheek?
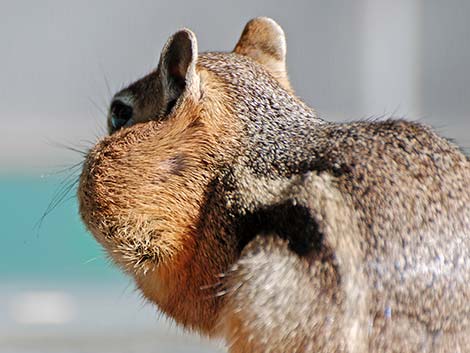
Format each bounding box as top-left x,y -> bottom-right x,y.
154,155 -> 187,183
157,158 -> 176,173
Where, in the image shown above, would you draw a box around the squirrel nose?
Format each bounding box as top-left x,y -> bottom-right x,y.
110,99 -> 133,130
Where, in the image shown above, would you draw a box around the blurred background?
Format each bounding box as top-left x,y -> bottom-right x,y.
0,0 -> 468,352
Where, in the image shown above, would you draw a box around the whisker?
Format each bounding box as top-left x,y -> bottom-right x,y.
35,171 -> 81,236
43,161 -> 84,176
100,64 -> 113,100
97,124 -> 108,137
88,97 -> 108,117
86,96 -> 109,139
83,257 -> 99,264
45,139 -> 89,157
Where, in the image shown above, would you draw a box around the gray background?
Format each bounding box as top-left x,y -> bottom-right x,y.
0,1 -> 468,352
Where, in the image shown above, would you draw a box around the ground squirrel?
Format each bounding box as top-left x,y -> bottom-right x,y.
78,17 -> 470,353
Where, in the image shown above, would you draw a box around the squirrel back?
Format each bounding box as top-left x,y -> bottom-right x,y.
78,17 -> 470,352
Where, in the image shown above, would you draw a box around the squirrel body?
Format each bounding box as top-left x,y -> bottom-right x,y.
79,18 -> 470,352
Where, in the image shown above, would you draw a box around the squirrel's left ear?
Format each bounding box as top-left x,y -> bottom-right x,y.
234,17 -> 292,93
158,29 -> 200,103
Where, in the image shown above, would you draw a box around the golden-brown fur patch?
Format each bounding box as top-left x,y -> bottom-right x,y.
79,67 -> 242,332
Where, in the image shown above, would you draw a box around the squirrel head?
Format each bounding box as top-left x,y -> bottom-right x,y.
107,17 -> 292,134
78,17 -> 297,332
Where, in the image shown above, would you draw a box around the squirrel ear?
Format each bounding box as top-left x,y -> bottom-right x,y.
158,29 -> 200,102
234,17 -> 292,93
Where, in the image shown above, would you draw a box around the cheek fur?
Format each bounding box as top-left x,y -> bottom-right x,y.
154,154 -> 188,183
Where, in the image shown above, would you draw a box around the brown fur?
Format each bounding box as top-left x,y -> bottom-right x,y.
80,69 -> 242,332
79,18 -> 470,352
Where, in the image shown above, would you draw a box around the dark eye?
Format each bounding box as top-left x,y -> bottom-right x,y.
166,99 -> 178,115
110,100 -> 133,130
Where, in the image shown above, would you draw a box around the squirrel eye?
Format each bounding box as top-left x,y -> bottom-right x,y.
166,99 -> 177,115
110,100 -> 133,130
